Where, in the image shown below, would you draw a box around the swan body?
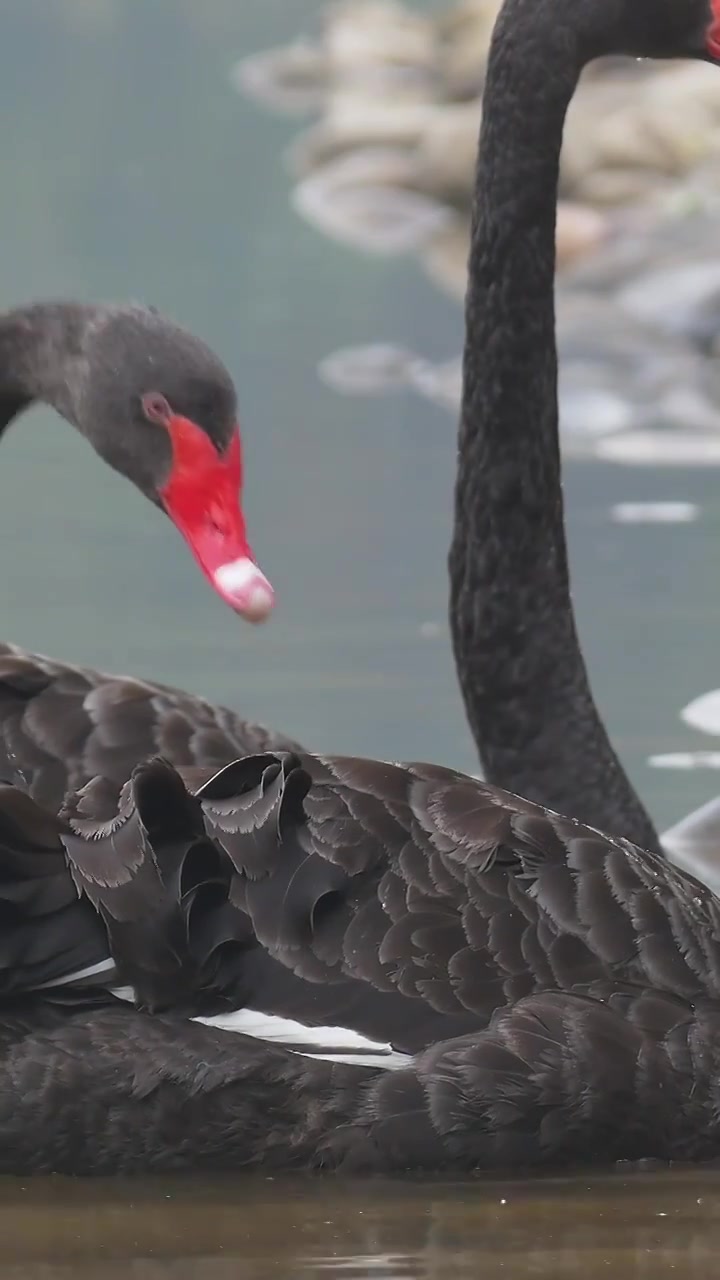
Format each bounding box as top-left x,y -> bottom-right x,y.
1,750 -> 720,1173
0,642 -> 300,813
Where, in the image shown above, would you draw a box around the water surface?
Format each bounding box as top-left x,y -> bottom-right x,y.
2,1170 -> 720,1279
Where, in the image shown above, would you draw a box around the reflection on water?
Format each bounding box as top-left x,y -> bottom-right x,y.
2,1170 -> 720,1280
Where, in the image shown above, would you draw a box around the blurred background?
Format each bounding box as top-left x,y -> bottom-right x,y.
3,2 -> 720,1275
1,0 -> 719,836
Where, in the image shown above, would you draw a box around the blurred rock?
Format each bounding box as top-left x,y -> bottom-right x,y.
318,343 -> 419,393
611,502 -> 699,523
681,690 -> 720,736
292,148 -> 453,253
236,0 -> 720,467
323,1 -> 436,78
231,42 -> 328,115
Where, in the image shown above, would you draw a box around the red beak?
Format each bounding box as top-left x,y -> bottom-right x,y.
159,417 -> 274,623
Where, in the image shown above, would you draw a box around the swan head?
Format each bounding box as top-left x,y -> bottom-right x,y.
71,304 -> 275,624
592,0 -> 720,63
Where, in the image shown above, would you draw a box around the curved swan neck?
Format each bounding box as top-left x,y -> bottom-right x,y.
449,4 -> 661,853
0,303 -> 94,432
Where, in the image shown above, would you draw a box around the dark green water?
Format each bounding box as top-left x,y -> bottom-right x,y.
1,1171 -> 720,1279
0,1 -> 719,1269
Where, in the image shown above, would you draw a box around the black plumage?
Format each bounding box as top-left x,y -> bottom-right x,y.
1,750 -> 720,1173
0,643 -> 300,813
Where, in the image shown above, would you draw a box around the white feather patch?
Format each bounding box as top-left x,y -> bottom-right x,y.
109,988 -> 412,1070
194,1007 -> 413,1069
36,957 -> 119,990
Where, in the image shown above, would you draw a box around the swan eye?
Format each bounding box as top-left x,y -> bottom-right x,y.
141,392 -> 172,426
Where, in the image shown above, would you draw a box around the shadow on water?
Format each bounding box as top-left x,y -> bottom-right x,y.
0,1170 -> 719,1278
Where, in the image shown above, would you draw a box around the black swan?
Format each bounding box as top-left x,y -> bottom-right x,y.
0,230 -> 664,848
1,748 -> 720,1174
0,0 -> 719,1175
0,302 -> 302,809
449,34 -> 672,851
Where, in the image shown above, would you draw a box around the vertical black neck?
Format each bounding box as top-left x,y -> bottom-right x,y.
0,303 -> 91,435
449,12 -> 660,853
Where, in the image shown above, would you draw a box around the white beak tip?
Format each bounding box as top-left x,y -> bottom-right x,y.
213,558 -> 275,622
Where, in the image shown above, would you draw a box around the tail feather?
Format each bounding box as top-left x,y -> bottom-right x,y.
60,758 -> 245,1012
